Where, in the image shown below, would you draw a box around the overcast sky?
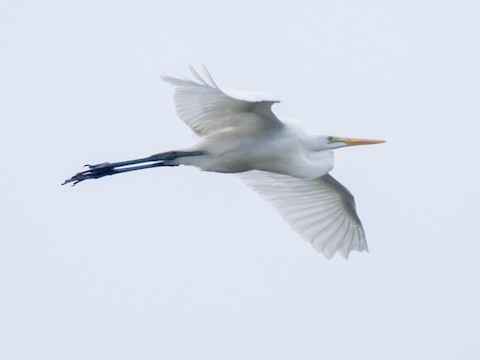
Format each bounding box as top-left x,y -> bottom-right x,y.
1,1 -> 479,359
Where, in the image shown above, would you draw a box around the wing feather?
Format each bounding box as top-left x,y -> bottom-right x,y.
241,171 -> 368,259
162,67 -> 282,136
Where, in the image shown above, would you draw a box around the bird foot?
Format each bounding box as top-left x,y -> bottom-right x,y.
62,162 -> 116,186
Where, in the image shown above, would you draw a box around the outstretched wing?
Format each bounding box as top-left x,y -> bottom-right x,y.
241,171 -> 368,259
162,66 -> 283,136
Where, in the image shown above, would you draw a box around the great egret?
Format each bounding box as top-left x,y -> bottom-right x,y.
64,66 -> 384,259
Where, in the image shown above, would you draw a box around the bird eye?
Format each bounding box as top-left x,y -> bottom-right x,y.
327,136 -> 334,142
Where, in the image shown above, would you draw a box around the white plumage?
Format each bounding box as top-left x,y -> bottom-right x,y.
241,171 -> 367,259
162,69 -> 282,137
64,66 -> 384,259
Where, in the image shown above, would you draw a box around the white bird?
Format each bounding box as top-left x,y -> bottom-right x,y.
64,67 -> 384,259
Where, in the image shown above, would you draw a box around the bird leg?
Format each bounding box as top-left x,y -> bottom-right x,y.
62,150 -> 206,186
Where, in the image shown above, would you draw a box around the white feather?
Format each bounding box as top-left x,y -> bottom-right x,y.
240,171 -> 368,258
162,67 -> 281,136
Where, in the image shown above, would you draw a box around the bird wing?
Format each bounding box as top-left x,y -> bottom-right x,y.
240,171 -> 368,259
162,66 -> 283,136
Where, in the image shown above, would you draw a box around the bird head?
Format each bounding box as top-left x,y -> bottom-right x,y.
323,136 -> 385,150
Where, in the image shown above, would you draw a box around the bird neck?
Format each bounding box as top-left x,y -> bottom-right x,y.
303,135 -> 328,151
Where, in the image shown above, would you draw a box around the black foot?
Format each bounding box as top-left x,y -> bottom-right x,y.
62,163 -> 117,186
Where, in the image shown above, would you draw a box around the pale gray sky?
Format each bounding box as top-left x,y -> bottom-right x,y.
1,1 -> 479,359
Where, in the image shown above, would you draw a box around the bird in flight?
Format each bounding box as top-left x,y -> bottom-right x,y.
64,66 -> 384,258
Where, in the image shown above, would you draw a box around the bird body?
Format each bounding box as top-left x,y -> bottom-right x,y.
182,120 -> 334,179
64,66 -> 384,259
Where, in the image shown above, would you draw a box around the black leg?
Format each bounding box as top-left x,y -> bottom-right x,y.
63,150 -> 206,186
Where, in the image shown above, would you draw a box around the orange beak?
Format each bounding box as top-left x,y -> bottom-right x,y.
339,137 -> 386,146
